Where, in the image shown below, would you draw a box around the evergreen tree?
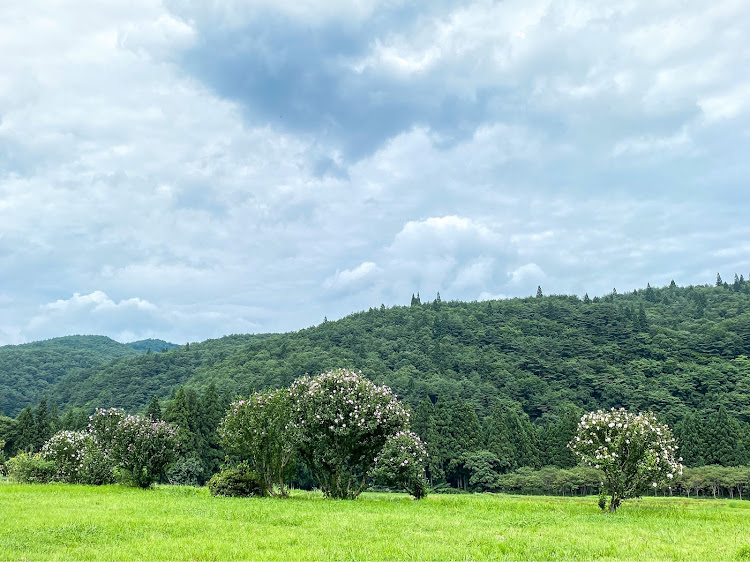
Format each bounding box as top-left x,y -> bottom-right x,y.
59,408 -> 89,431
146,396 -> 162,421
544,407 -> 579,468
34,397 -> 53,451
536,286 -> 543,298
583,293 -> 590,304
636,303 -> 649,332
165,387 -> 197,454
716,273 -> 723,287
675,411 -> 705,467
485,404 -> 514,472
503,408 -> 539,469
704,406 -> 746,466
412,397 -> 442,484
13,406 -> 36,453
198,383 -> 225,479
444,400 -> 483,489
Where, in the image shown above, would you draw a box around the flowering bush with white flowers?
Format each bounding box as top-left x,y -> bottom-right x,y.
289,368 -> 411,499
41,430 -> 114,485
370,430 -> 429,499
569,408 -> 683,511
219,389 -> 296,497
41,430 -> 93,484
110,413 -> 179,488
88,407 -> 126,457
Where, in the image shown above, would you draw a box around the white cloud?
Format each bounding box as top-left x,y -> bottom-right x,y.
1,0 -> 749,345
509,263 -> 545,285
612,128 -> 692,157
43,291 -> 156,313
324,261 -> 381,291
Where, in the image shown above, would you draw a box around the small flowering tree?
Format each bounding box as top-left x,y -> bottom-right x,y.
90,408 -> 179,488
219,389 -> 296,497
89,408 -> 126,457
289,369 -> 410,499
569,408 -> 683,511
41,430 -> 114,485
370,430 -> 429,499
111,414 -> 179,488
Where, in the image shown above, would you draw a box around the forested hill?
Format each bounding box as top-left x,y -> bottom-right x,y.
7,279 -> 750,428
0,336 -> 178,417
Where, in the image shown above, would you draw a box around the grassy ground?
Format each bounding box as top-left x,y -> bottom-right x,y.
1,481 -> 750,561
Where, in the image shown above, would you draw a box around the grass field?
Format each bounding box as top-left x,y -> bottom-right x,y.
1,481 -> 750,561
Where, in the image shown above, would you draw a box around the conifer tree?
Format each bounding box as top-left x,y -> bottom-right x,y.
146,396 -> 162,421
704,406 -> 746,466
485,405 -> 514,472
166,387 -> 197,454
34,398 -> 53,451
675,411 -> 705,467
13,406 -> 36,453
199,383 -> 225,478
412,397 -> 443,484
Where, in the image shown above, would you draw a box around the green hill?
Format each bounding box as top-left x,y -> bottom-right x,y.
0,335 -> 177,417
9,279 -> 746,428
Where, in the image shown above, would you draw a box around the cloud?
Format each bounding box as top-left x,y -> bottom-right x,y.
612,128 -> 692,158
509,263 -> 545,285
28,291 -> 164,342
1,0 -> 749,345
324,261 -> 381,291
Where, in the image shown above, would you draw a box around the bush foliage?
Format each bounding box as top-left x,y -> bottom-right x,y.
207,463 -> 264,497
6,452 -> 56,484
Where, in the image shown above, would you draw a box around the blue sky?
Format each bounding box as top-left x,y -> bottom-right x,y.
1,0 -> 749,345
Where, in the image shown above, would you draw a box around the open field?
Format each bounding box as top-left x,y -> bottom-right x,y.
1,482 -> 750,561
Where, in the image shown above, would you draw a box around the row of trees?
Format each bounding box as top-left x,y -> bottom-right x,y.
485,465 -> 750,499
4,391 -> 750,492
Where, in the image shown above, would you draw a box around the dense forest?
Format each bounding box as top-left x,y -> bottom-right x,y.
2,276 -> 750,489
0,336 -> 178,417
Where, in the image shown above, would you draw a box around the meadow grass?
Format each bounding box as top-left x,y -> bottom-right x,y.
1,481 -> 750,561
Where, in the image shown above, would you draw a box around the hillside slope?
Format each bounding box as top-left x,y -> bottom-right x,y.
0,336 -> 177,416
17,280 -> 750,426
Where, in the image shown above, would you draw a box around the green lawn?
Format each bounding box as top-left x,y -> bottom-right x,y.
1,482 -> 749,560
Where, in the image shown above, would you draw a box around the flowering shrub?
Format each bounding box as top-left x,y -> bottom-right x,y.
41,430 -> 115,485
41,431 -> 87,483
289,368 -> 410,499
77,442 -> 115,485
569,408 -> 683,511
370,431 -> 429,499
110,413 -> 179,488
219,389 -> 296,497
88,408 -> 126,457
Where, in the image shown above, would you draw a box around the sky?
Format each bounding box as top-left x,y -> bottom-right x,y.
1,0 -> 749,346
